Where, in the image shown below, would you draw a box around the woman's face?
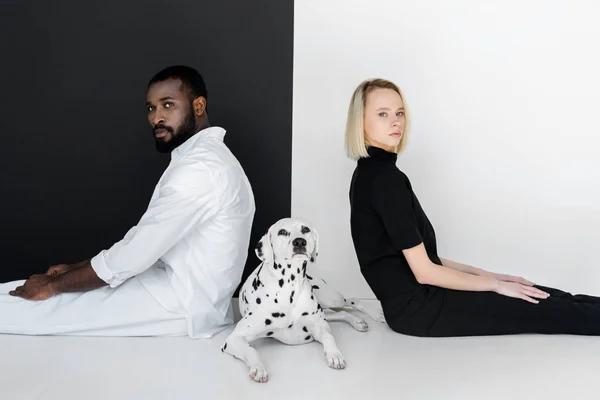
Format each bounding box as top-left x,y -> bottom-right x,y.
363,88 -> 405,152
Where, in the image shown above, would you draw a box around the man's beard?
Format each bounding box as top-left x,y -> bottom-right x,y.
154,110 -> 198,153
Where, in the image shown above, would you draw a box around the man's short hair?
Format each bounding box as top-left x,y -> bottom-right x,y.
148,65 -> 208,101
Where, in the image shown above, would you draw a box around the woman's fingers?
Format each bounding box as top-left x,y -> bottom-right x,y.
521,294 -> 539,304
522,285 -> 549,299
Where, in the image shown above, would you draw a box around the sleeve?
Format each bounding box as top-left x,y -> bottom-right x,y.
371,166 -> 423,252
90,163 -> 220,288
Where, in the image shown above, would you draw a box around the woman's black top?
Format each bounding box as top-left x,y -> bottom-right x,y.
349,146 -> 445,325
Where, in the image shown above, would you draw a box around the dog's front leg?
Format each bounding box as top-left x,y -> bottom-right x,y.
221,318 -> 269,383
305,317 -> 346,370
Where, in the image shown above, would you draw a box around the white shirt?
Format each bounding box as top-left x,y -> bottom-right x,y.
91,126 -> 255,338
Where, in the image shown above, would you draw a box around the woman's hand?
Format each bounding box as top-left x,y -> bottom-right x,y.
489,272 -> 535,286
494,281 -> 550,304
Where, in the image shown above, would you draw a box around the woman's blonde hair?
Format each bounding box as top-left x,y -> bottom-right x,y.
344,78 -> 411,161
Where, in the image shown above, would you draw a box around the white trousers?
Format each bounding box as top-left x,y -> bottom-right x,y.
0,276 -> 188,337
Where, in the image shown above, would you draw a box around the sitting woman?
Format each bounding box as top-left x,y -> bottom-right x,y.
345,78 -> 600,337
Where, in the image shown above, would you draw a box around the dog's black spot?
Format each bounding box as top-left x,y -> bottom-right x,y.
223,342 -> 227,351
252,279 -> 258,291
266,294 -> 270,297
265,319 -> 272,325
305,335 -> 311,341
310,256 -> 315,263
282,269 -> 285,276
279,279 -> 284,287
351,301 -> 355,305
302,326 -> 308,332
311,295 -> 314,300
274,298 -> 278,304
290,290 -> 295,304
256,297 -> 261,304
291,274 -> 295,281
287,279 -> 290,283
306,274 -> 313,280
297,268 -> 300,274
288,323 -> 293,328
272,312 -> 285,318
302,261 -> 307,270
249,312 -> 252,315
288,264 -> 291,268
302,312 -> 308,316
266,331 -> 273,336
243,296 -> 248,304
312,285 -> 320,290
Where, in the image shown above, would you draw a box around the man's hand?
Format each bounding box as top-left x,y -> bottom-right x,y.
46,263 -> 76,277
9,274 -> 56,301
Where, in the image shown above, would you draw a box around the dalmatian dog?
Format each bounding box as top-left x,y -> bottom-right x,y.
221,217 -> 385,383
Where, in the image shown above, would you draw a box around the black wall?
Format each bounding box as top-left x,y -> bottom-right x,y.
0,0 -> 294,293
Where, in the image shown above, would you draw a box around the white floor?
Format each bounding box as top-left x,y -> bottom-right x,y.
2,299 -> 600,399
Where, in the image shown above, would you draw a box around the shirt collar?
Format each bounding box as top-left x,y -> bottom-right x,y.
171,126 -> 226,160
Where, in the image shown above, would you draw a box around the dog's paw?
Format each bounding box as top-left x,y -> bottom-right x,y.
325,351 -> 346,370
373,309 -> 386,323
351,317 -> 369,332
249,365 -> 269,383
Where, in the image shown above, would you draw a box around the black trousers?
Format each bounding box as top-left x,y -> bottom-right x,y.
388,285 -> 600,337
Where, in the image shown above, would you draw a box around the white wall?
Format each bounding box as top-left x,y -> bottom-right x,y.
292,0 -> 600,298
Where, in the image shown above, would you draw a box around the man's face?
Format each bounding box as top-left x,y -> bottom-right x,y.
146,78 -> 197,153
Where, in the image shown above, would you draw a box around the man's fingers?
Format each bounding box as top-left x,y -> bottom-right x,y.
9,287 -> 25,297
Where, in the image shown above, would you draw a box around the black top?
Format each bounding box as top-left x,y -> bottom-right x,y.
349,146 -> 443,318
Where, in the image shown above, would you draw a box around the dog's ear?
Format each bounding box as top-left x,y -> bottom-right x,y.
310,227 -> 319,262
255,231 -> 274,265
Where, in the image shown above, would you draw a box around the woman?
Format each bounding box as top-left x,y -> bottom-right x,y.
346,78 -> 600,337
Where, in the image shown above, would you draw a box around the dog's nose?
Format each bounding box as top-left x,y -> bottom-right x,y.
292,238 -> 307,247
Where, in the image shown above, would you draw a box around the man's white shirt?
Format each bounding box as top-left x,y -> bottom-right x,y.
91,126 -> 255,338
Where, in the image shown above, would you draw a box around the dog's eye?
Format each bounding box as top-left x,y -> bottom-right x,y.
278,229 -> 288,236
301,226 -> 311,234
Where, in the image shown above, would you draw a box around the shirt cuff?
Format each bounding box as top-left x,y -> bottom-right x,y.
91,251 -> 124,288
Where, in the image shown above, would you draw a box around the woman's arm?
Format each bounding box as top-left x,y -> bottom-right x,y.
439,257 -> 484,276
406,245 -> 497,291
404,244 -> 549,303
440,257 -> 535,286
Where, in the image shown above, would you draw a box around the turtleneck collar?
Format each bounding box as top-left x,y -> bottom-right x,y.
364,145 -> 398,163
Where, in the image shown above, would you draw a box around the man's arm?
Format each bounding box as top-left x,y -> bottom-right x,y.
48,260 -> 107,294
90,164 -> 220,288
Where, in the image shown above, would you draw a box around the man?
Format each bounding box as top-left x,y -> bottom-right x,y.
0,65 -> 256,338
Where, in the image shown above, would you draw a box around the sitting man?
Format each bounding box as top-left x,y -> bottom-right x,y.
0,65 -> 256,338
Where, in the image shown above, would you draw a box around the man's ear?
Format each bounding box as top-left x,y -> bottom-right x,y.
193,96 -> 207,116
255,231 -> 273,266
